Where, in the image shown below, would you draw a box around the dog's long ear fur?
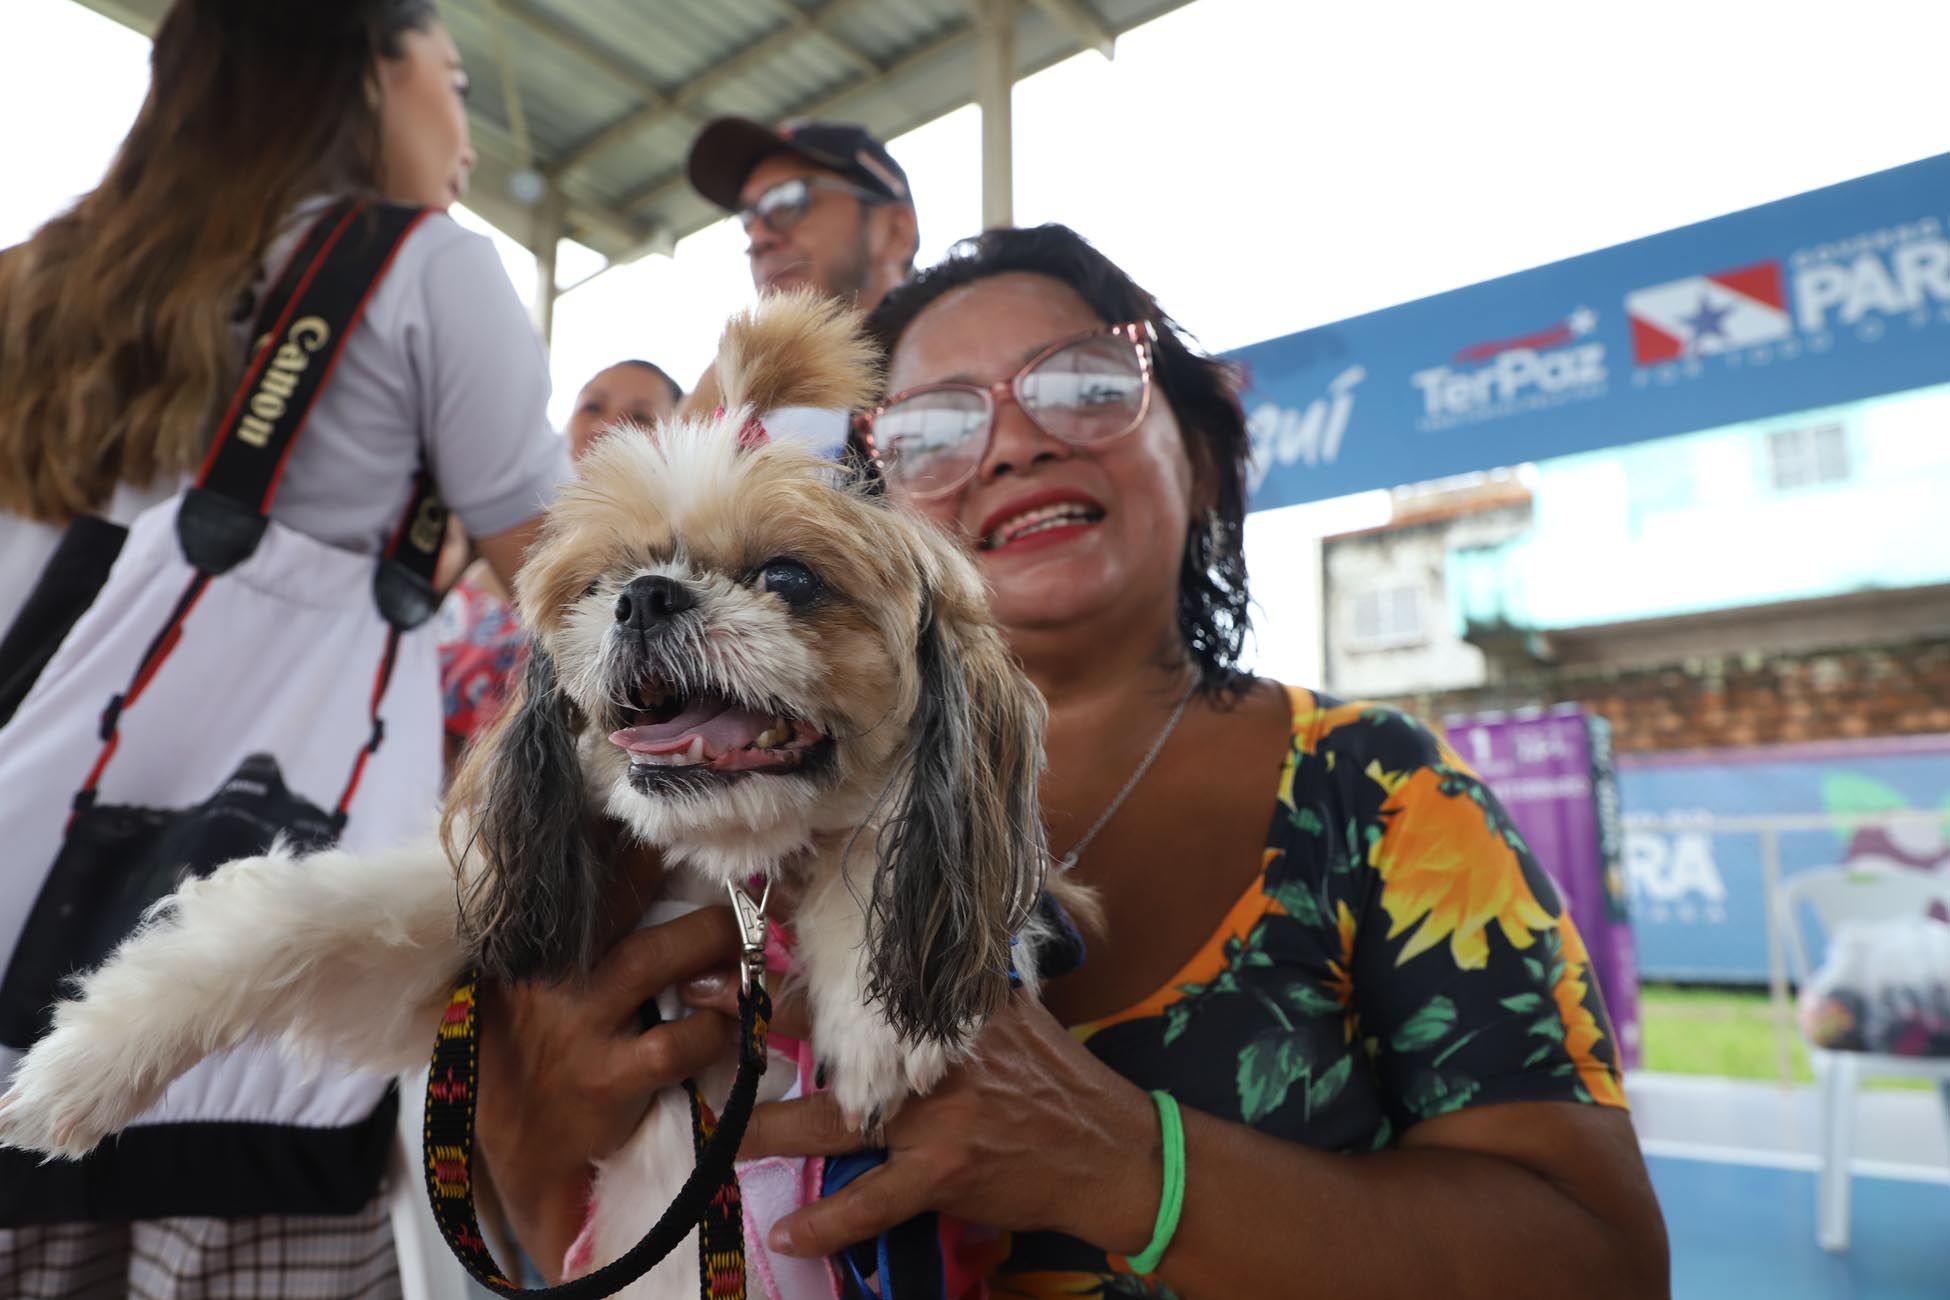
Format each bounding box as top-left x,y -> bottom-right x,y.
868,564 -> 1048,1045
442,647 -> 609,984
714,288 -> 880,419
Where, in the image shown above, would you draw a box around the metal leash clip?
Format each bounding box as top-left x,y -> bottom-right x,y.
726,878 -> 772,994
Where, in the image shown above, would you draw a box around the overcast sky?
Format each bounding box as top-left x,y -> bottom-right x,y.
5,0 -> 1945,682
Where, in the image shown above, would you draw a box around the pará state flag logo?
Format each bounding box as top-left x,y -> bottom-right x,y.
1625,260 -> 1791,365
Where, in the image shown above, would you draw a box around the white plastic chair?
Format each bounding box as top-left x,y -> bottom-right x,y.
1775,863 -> 1950,1251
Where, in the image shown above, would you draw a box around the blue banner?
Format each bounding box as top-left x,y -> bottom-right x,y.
1233,154 -> 1950,510
1617,736 -> 1950,984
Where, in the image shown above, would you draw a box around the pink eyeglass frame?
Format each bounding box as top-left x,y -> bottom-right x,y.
861,320 -> 1158,499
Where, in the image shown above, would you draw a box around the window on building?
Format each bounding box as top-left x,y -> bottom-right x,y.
1766,423 -> 1849,491
1349,584 -> 1426,649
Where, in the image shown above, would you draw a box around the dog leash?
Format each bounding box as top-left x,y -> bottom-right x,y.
425,881 -> 773,1300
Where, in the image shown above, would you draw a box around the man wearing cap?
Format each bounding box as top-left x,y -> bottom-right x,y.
681,119 -> 919,451
689,116 -> 919,312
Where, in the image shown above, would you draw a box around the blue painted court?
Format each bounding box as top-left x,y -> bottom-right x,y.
1628,1072 -> 1950,1299
1653,1154 -> 1950,1300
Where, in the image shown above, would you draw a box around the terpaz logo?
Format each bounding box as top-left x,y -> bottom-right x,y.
1410,309 -> 1607,429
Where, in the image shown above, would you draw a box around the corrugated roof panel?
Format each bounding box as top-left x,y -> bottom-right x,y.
65,0 -> 1198,265
446,23 -> 635,156
828,0 -> 965,58
578,115 -> 704,211
660,0 -> 793,77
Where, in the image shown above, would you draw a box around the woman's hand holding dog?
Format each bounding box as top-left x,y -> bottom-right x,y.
733,992 -> 1162,1261
476,905 -> 746,1282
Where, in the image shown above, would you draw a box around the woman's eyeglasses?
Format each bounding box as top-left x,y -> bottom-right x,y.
737,176 -> 888,236
862,322 -> 1157,499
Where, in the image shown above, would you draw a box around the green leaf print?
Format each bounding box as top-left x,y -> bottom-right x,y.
1290,806 -> 1325,835
1528,1013 -> 1566,1043
1306,1053 -> 1353,1115
1162,1000 -> 1194,1046
1523,957 -> 1547,985
1405,1068 -> 1481,1120
1237,1029 -> 1313,1123
1499,993 -> 1544,1014
1391,995 -> 1458,1052
1327,817 -> 1363,874
1431,1026 -> 1486,1068
1266,879 -> 1325,927
1280,980 -> 1344,1018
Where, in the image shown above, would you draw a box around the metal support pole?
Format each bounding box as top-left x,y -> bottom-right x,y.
973,0 -> 1015,229
1760,827 -> 1795,1089
531,183 -> 566,351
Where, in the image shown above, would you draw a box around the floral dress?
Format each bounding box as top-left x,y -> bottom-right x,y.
987,687 -> 1628,1299
434,571 -> 527,751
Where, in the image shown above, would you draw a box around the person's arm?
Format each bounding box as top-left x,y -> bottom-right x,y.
473,516 -> 543,595
1142,1090 -> 1664,1298
410,223 -> 570,591
738,996 -> 1666,1299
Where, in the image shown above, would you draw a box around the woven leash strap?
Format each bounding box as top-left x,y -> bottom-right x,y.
425,889 -> 773,1300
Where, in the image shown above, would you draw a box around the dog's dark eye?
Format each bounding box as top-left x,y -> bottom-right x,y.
757,558 -> 821,611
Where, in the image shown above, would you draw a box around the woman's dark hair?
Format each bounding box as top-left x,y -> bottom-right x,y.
861,224 -> 1252,700
0,0 -> 439,521
616,359 -> 686,408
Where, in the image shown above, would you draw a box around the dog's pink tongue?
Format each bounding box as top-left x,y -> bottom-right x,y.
611,699 -> 775,757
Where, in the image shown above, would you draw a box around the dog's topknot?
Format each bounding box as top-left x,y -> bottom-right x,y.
712,288 -> 881,420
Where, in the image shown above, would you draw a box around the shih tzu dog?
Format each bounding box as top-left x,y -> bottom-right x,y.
0,292 -> 1080,1296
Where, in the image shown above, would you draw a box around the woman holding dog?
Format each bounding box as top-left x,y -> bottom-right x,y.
480,226 -> 1668,1297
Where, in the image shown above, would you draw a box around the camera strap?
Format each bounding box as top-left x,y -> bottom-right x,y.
70,197 -> 446,836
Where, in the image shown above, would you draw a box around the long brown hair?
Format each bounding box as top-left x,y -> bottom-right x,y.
0,0 -> 437,523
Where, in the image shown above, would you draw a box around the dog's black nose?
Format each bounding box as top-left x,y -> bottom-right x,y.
616,575 -> 694,628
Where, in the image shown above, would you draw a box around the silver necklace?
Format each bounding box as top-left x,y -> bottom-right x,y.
1055,677 -> 1198,872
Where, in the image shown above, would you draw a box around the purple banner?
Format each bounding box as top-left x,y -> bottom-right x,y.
1442,707 -> 1642,1069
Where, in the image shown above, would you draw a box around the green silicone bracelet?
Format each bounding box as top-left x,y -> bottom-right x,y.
1122,1089 -> 1186,1275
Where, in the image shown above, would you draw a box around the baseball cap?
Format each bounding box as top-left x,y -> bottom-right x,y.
688,117 -> 912,211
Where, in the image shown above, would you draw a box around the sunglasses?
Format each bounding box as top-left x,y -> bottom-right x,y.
736,176 -> 887,235
863,322 -> 1157,499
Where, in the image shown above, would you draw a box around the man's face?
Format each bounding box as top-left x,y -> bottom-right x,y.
738,154 -> 878,300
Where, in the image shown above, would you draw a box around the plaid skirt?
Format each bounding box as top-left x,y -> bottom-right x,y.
0,1199 -> 401,1299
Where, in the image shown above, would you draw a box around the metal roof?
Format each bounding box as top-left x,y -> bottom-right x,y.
74,0 -> 1195,266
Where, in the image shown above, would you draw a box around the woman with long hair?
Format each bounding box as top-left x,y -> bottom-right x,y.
0,3 -> 571,1293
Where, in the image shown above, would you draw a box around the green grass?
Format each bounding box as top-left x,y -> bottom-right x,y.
1637,984 -> 1930,1090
